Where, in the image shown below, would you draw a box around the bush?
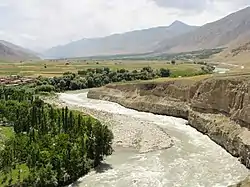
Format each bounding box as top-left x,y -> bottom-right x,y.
132,70 -> 138,74
117,69 -> 126,73
95,68 -> 103,74
69,80 -> 80,90
35,85 -> 55,93
141,67 -> 153,73
78,70 -> 87,76
201,65 -> 215,74
171,60 -> 176,65
103,67 -> 110,74
36,66 -> 173,92
159,68 -> 170,77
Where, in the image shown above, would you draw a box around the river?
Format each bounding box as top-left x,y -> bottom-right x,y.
58,91 -> 249,187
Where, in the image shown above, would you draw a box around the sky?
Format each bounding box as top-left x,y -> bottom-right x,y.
0,0 -> 249,52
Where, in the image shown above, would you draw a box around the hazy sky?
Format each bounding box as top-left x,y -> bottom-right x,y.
0,0 -> 249,51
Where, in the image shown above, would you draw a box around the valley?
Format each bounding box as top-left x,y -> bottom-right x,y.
1,3 -> 250,187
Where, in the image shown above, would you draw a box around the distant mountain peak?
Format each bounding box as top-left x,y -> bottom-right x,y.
156,6 -> 250,54
167,20 -> 192,31
169,20 -> 187,27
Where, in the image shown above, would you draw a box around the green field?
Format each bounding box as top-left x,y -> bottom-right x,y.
0,60 -> 204,77
0,164 -> 29,187
0,126 -> 14,145
114,74 -> 211,85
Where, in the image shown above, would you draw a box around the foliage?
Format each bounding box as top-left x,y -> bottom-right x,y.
171,60 -> 176,65
0,86 -> 113,186
35,85 -> 55,93
201,65 -> 215,74
0,127 -> 14,146
159,68 -> 171,77
37,66 -> 172,92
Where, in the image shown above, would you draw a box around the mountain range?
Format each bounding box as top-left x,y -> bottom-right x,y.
43,6 -> 250,59
1,6 -> 250,60
156,6 -> 250,54
43,21 -> 197,58
0,40 -> 39,61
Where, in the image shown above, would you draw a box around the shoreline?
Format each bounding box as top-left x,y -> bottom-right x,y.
46,94 -> 175,154
86,77 -> 250,186
48,91 -> 249,187
88,89 -> 250,167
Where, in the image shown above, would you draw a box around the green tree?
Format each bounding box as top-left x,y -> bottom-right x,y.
171,60 -> 176,65
159,68 -> 170,77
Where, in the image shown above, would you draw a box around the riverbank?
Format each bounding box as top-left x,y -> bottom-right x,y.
47,93 -> 175,154
87,75 -> 250,186
55,91 -> 248,187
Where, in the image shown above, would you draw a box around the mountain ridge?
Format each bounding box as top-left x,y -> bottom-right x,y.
156,6 -> 250,54
43,21 -> 197,58
44,6 -> 250,59
0,40 -> 39,61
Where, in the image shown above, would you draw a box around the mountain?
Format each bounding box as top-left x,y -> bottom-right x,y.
156,6 -> 250,54
0,40 -> 39,61
43,21 -> 197,58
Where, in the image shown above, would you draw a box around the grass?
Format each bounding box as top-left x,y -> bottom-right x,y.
0,164 -> 29,187
0,126 -> 14,146
114,74 -> 211,86
0,60 -> 203,77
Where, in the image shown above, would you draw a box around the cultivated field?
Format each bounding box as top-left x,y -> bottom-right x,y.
0,60 -> 204,77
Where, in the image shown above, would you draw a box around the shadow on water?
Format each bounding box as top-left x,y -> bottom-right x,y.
70,162 -> 113,187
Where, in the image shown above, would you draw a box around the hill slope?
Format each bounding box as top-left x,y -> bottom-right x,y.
0,40 -> 39,61
44,21 -> 197,58
156,6 -> 250,54
213,30 -> 250,63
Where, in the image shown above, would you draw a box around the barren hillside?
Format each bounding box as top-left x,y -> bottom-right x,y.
0,40 -> 39,61
156,7 -> 250,54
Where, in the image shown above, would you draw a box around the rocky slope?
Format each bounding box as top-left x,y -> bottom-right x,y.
156,6 -> 250,53
215,36 -> 250,62
0,40 -> 39,61
87,75 -> 250,186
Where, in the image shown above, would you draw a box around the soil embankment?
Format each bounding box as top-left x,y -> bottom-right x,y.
87,75 -> 250,186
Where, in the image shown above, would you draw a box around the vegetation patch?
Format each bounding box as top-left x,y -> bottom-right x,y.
0,60 -> 203,77
0,86 -> 113,186
35,65 -> 213,93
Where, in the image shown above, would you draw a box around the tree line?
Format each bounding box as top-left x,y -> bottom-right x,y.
35,67 -> 171,92
0,86 -> 113,186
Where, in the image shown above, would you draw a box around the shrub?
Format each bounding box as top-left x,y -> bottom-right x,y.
159,68 -> 170,77
35,85 -> 55,93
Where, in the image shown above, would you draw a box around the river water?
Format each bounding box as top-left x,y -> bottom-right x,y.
59,92 -> 249,187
